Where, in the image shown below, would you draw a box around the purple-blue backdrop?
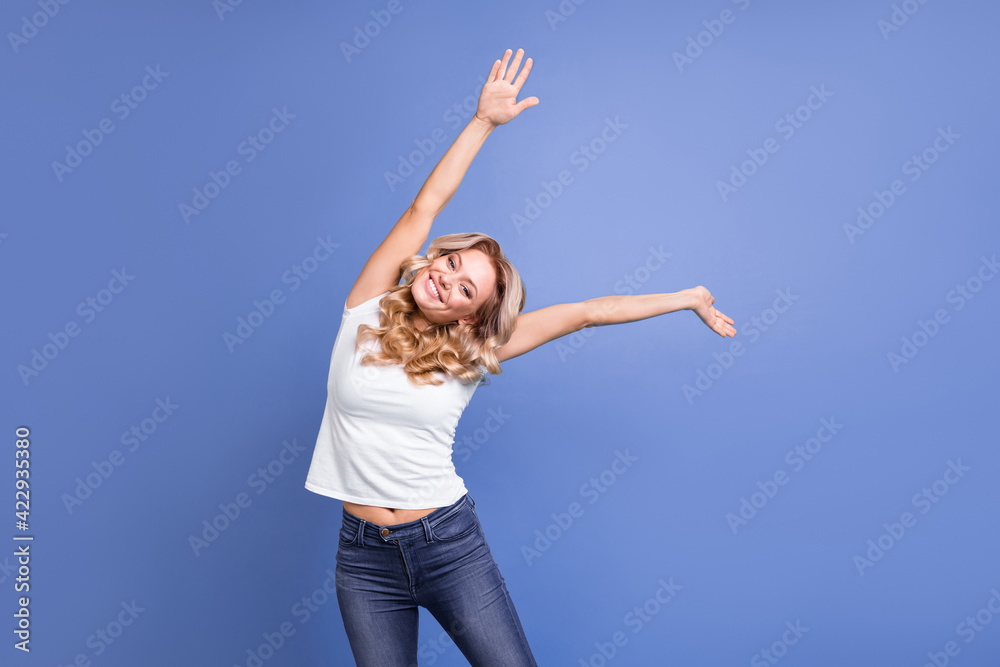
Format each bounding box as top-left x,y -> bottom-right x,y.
3,1 -> 999,665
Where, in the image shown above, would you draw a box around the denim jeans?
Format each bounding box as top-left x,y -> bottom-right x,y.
335,492 -> 537,666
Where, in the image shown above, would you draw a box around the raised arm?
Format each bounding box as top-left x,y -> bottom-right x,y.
495,287 -> 735,363
413,48 -> 538,216
346,49 -> 539,309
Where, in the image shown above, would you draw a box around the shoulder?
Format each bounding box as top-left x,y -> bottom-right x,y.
345,289 -> 390,315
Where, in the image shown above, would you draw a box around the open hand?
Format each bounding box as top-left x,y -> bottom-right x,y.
475,48 -> 539,126
688,286 -> 736,337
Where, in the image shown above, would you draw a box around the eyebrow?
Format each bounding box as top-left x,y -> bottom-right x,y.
455,252 -> 477,299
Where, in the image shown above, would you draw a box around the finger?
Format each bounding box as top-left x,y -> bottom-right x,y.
497,49 -> 512,82
487,58 -> 501,83
505,48 -> 524,84
512,56 -> 533,92
515,96 -> 540,113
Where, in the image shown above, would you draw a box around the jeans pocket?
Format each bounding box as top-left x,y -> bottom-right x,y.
338,519 -> 358,547
430,503 -> 479,542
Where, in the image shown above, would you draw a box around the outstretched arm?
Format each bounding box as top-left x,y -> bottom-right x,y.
495,287 -> 735,363
587,286 -> 736,336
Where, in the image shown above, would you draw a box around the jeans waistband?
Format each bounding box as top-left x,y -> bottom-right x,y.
341,492 -> 474,544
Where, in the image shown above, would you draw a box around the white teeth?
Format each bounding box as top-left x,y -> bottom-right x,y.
428,276 -> 441,302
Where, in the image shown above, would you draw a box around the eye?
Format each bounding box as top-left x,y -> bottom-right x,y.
447,257 -> 471,298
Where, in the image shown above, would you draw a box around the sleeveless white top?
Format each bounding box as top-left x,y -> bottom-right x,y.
304,290 -> 483,509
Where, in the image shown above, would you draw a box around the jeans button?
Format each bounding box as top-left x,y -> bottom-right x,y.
380,527 -> 390,538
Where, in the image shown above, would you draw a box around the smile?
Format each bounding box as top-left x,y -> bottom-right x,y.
427,275 -> 442,302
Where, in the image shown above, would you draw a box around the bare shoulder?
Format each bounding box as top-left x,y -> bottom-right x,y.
345,287 -> 387,310
495,302 -> 589,363
346,206 -> 435,312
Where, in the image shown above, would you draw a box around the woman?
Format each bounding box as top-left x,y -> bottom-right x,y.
304,48 -> 736,666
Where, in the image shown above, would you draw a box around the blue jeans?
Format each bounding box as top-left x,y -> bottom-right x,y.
335,492 -> 537,666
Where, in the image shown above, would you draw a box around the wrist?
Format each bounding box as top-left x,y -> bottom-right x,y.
471,114 -> 498,132
679,288 -> 700,310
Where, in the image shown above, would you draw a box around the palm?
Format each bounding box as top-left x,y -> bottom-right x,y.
689,286 -> 736,338
476,48 -> 539,126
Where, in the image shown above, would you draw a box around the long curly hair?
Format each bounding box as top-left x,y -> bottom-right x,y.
355,232 -> 526,387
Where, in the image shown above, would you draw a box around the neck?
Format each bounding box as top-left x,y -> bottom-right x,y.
412,312 -> 430,332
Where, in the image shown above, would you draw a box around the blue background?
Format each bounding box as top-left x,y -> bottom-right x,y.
3,1 -> 999,665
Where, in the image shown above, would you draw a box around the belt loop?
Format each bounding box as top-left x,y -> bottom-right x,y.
421,516 -> 434,543
358,519 -> 366,547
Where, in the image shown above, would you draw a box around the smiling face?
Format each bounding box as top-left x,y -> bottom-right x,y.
412,248 -> 498,330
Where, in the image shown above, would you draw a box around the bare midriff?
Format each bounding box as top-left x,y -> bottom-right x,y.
342,501 -> 438,527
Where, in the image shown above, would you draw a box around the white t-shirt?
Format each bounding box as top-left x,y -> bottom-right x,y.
304,290 -> 483,509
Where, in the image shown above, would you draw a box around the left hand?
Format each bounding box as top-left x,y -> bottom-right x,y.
687,286 -> 736,337
475,48 -> 540,127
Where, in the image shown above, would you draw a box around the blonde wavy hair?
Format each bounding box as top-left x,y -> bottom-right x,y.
355,232 -> 526,387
